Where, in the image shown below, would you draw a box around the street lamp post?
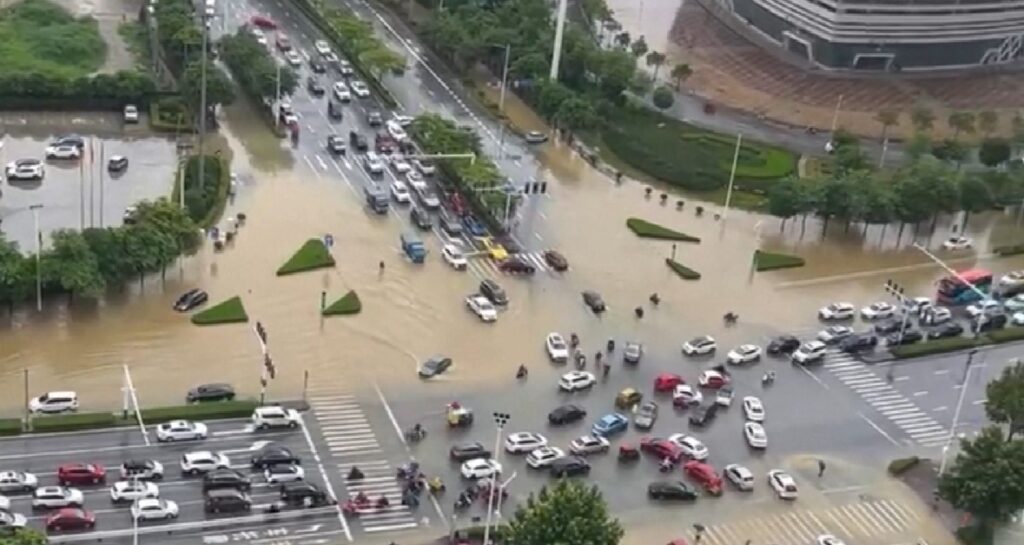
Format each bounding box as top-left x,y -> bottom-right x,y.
29,204 -> 43,311
496,44 -> 511,160
196,11 -> 210,190
883,279 -> 913,344
939,348 -> 980,474
482,412 -> 510,545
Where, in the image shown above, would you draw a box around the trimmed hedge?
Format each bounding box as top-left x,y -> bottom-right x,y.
754,250 -> 806,272
0,419 -> 22,437
626,218 -> 700,242
30,412 -> 116,432
191,296 -> 249,325
323,290 -> 361,316
887,456 -> 921,475
277,239 -> 336,276
891,337 -> 984,359
995,243 -> 1024,257
172,155 -> 231,229
666,258 -> 700,280
149,96 -> 192,132
140,400 -> 257,424
985,327 -> 1024,343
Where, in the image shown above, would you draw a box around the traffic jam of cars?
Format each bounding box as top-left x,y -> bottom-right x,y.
2,388 -> 335,537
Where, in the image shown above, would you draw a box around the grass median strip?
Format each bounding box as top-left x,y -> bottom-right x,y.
890,336 -> 986,358
665,258 -> 701,280
626,218 -> 700,242
191,296 -> 249,325
754,250 -> 806,272
277,239 -> 336,276
323,290 -> 361,316
30,412 -> 116,432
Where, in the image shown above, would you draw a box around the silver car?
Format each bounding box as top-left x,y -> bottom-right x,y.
633,401 -> 658,429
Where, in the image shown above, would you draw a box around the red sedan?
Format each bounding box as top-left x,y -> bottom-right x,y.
46,508 -> 95,532
683,460 -> 723,495
654,373 -> 684,392
57,463 -> 105,486
697,369 -> 730,389
248,15 -> 278,29
639,437 -> 684,463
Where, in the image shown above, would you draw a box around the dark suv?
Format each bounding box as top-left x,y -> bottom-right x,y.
186,383 -> 235,403
202,469 -> 251,492
280,482 -> 329,506
839,334 -> 878,353
204,489 -> 251,514
479,280 -> 508,306
349,131 -> 369,152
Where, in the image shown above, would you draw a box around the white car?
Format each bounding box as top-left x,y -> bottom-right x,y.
668,434 -> 708,460
860,302 -> 896,320
120,460 -> 164,481
252,406 -> 301,429
724,464 -> 755,491
504,432 -> 548,453
0,510 -> 26,528
28,391 -> 78,414
0,471 -> 37,492
742,396 -> 765,421
131,498 -> 179,521
264,464 -> 305,484
391,156 -> 412,174
726,344 -> 762,364
744,422 -> 768,448
5,159 -> 44,180
767,469 -> 798,499
123,104 -> 139,123
558,371 -> 596,392
906,296 -> 934,314
672,384 -> 702,406
285,50 -> 303,66
698,369 -> 728,388
466,295 -> 498,322
314,39 -> 332,56
569,435 -> 610,455
351,80 -> 371,98
442,244 -> 467,270
816,535 -> 846,545
250,28 -> 267,45
45,145 -> 81,159
1012,312 -> 1024,326
461,458 -> 502,479
792,341 -> 827,363
415,186 -> 441,209
681,336 -> 716,356
1000,270 -> 1024,287
413,158 -> 436,176
32,486 -> 83,509
392,114 -> 414,127
0,496 -> 10,512
332,81 -> 352,102
386,120 -> 408,141
942,236 -> 973,250
390,180 -> 412,203
817,325 -> 854,343
922,306 -> 952,325
406,172 -> 427,193
545,333 -> 569,362
818,302 -> 855,320
110,480 -> 160,503
179,451 -> 229,475
156,420 -> 208,442
1004,294 -> 1024,312
967,300 -> 1002,318
526,446 -> 565,468
363,152 -> 385,174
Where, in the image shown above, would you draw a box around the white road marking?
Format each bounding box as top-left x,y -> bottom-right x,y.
299,414 -> 351,542
303,155 -> 322,179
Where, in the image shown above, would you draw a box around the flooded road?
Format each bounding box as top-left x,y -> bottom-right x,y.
604,0 -> 685,55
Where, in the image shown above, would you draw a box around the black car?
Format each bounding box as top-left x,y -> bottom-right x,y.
928,321 -> 964,339
328,100 -> 343,121
326,135 -> 346,155
839,333 -> 878,353
648,481 -> 698,500
548,404 -> 586,425
349,131 -> 369,152
976,313 -> 1008,332
439,212 -> 463,237
582,291 -> 606,313
186,383 -> 235,403
202,469 -> 251,492
499,258 -> 535,275
204,488 -> 251,514
418,355 -> 452,378
307,77 -> 325,96
280,481 -> 329,506
410,206 -> 432,230
766,335 -> 800,355
174,288 -> 208,312
480,280 -> 508,306
449,442 -> 491,461
874,320 -> 902,335
107,155 -> 129,173
886,329 -> 923,346
688,404 -> 718,427
121,460 -> 163,480
550,457 -> 590,478
367,111 -> 383,126
309,59 -> 327,74
54,134 -> 85,149
251,445 -> 301,468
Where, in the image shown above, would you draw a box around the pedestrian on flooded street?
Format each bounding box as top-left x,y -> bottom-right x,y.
818,459 -> 826,477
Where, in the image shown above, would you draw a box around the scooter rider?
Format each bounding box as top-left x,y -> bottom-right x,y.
607,338 -> 615,352
516,364 -> 528,379
348,466 -> 364,480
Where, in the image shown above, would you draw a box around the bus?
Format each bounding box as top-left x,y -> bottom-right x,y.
936,268 -> 993,305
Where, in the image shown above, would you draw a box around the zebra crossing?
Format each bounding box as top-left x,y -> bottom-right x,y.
309,393 -> 419,535
465,251 -> 552,280
823,350 -> 949,447
685,498 -> 923,545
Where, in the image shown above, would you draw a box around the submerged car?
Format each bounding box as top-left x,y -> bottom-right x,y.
419,355 -> 453,378
582,291 -> 606,312
174,289 -> 208,312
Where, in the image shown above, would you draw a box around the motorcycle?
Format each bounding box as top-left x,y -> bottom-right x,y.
607,339 -> 615,353
516,365 -> 528,379
428,477 -> 446,495
723,312 -> 738,325
404,427 -> 426,443
570,333 -> 580,348
649,293 -> 660,306
574,350 -> 586,370
396,463 -> 421,481
454,492 -> 472,510
635,307 -> 644,319
762,372 -> 775,386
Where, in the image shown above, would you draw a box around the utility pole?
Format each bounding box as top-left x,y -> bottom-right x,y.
482,412 -> 510,545
29,204 -> 43,311
496,44 -> 511,159
275,64 -> 282,130
939,349 -> 979,474
22,369 -> 29,432
549,0 -> 568,80
721,134 -> 742,220
197,11 -> 209,190
98,141 -> 105,227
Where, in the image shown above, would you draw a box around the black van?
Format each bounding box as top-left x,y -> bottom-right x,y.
280,482 -> 329,507
205,489 -> 251,514
202,469 -> 251,492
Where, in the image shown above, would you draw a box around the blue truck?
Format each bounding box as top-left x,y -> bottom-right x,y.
401,232 -> 427,263
364,184 -> 389,214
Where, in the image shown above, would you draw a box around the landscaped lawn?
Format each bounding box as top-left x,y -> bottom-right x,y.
0,0 -> 107,78
626,218 -> 700,242
323,290 -> 361,316
191,296 -> 249,325
665,258 -> 700,280
277,239 -> 336,276
753,250 -> 805,272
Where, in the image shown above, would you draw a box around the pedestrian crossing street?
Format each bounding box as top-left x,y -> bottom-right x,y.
823,350 -> 949,447
309,393 -> 419,535
465,251 -> 553,280
685,498 -> 923,545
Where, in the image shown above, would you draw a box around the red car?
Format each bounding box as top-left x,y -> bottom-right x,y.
46,508 -> 95,532
639,437 -> 684,463
249,15 -> 278,29
654,373 -> 684,392
543,250 -> 569,272
683,461 -> 723,495
57,463 -> 106,486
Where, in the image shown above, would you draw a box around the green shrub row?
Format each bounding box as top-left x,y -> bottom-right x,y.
323,290 -> 361,316
139,400 -> 257,423
0,70 -> 156,108
887,456 -> 921,475
995,243 -> 1024,257
985,327 -> 1024,343
171,155 -> 231,229
626,218 -> 700,242
191,296 -> 249,325
11,402 -> 259,435
277,239 -> 336,276
30,412 -> 116,432
149,96 -> 192,132
890,337 -> 984,358
754,250 -> 806,272
665,259 -> 700,280
0,419 -> 22,437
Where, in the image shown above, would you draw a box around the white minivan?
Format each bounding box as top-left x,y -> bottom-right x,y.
29,391 -> 79,414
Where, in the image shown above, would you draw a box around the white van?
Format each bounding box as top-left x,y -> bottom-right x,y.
29,391 -> 79,414
386,120 -> 407,142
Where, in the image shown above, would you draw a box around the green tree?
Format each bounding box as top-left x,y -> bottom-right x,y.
906,133 -> 932,162
506,479 -> 623,545
978,110 -> 998,136
644,51 -> 666,81
910,105 -> 935,134
652,86 -> 673,110
860,176 -> 896,226
629,36 -> 648,58
958,174 -> 994,229
42,230 -> 105,302
1012,112 -> 1024,152
985,359 -> 1024,440
0,235 -> 30,314
875,109 -> 899,143
180,61 -> 236,110
0,527 -> 48,545
948,111 -> 977,140
670,63 -> 692,90
938,426 -> 1024,523
81,228 -> 131,285
767,176 -> 802,229
553,97 -> 597,131
979,137 -> 1011,167
816,176 -> 857,234
932,138 -> 969,166
361,46 -> 406,76
614,31 -> 630,49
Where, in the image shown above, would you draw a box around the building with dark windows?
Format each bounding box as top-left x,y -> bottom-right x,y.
703,0 -> 1024,71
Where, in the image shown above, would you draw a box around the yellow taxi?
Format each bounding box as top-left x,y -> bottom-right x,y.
479,237 -> 508,261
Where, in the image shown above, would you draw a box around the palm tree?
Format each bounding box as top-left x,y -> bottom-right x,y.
875,109 -> 899,143
978,110 -> 998,136
630,36 -> 648,58
670,63 -> 692,90
614,31 -> 631,49
948,111 -> 976,140
910,105 -> 935,134
645,51 -> 666,81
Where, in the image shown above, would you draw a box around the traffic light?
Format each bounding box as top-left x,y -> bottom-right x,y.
255,321 -> 268,344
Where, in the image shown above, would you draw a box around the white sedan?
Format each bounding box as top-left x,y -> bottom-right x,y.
942,236 -> 973,250
558,371 -> 596,392
264,464 -> 305,484
284,50 -> 303,66
860,302 -> 896,320
744,422 -> 768,449
351,80 -> 371,98
390,181 -> 411,203
180,451 -> 230,475
668,434 -> 708,460
45,145 -> 81,159
526,446 -> 565,468
743,396 -> 765,422
442,244 -> 467,270
569,435 -> 610,455
682,336 -> 716,356
818,302 -> 855,320
673,384 -> 702,406
967,300 -> 1002,318
155,420 -> 208,442
767,469 -> 798,499
546,333 -> 569,362
466,295 -> 498,322
816,535 -> 846,545
391,157 -> 412,174
817,325 -> 854,343
460,458 -> 501,479
726,344 -> 762,364
131,498 -> 179,521
314,39 -> 332,56
110,480 -> 160,503
504,432 -> 548,453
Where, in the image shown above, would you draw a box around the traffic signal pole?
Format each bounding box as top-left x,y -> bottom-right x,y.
253,321 -> 275,405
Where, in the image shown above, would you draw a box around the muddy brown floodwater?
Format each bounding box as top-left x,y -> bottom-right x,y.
1,96 -> 1024,415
